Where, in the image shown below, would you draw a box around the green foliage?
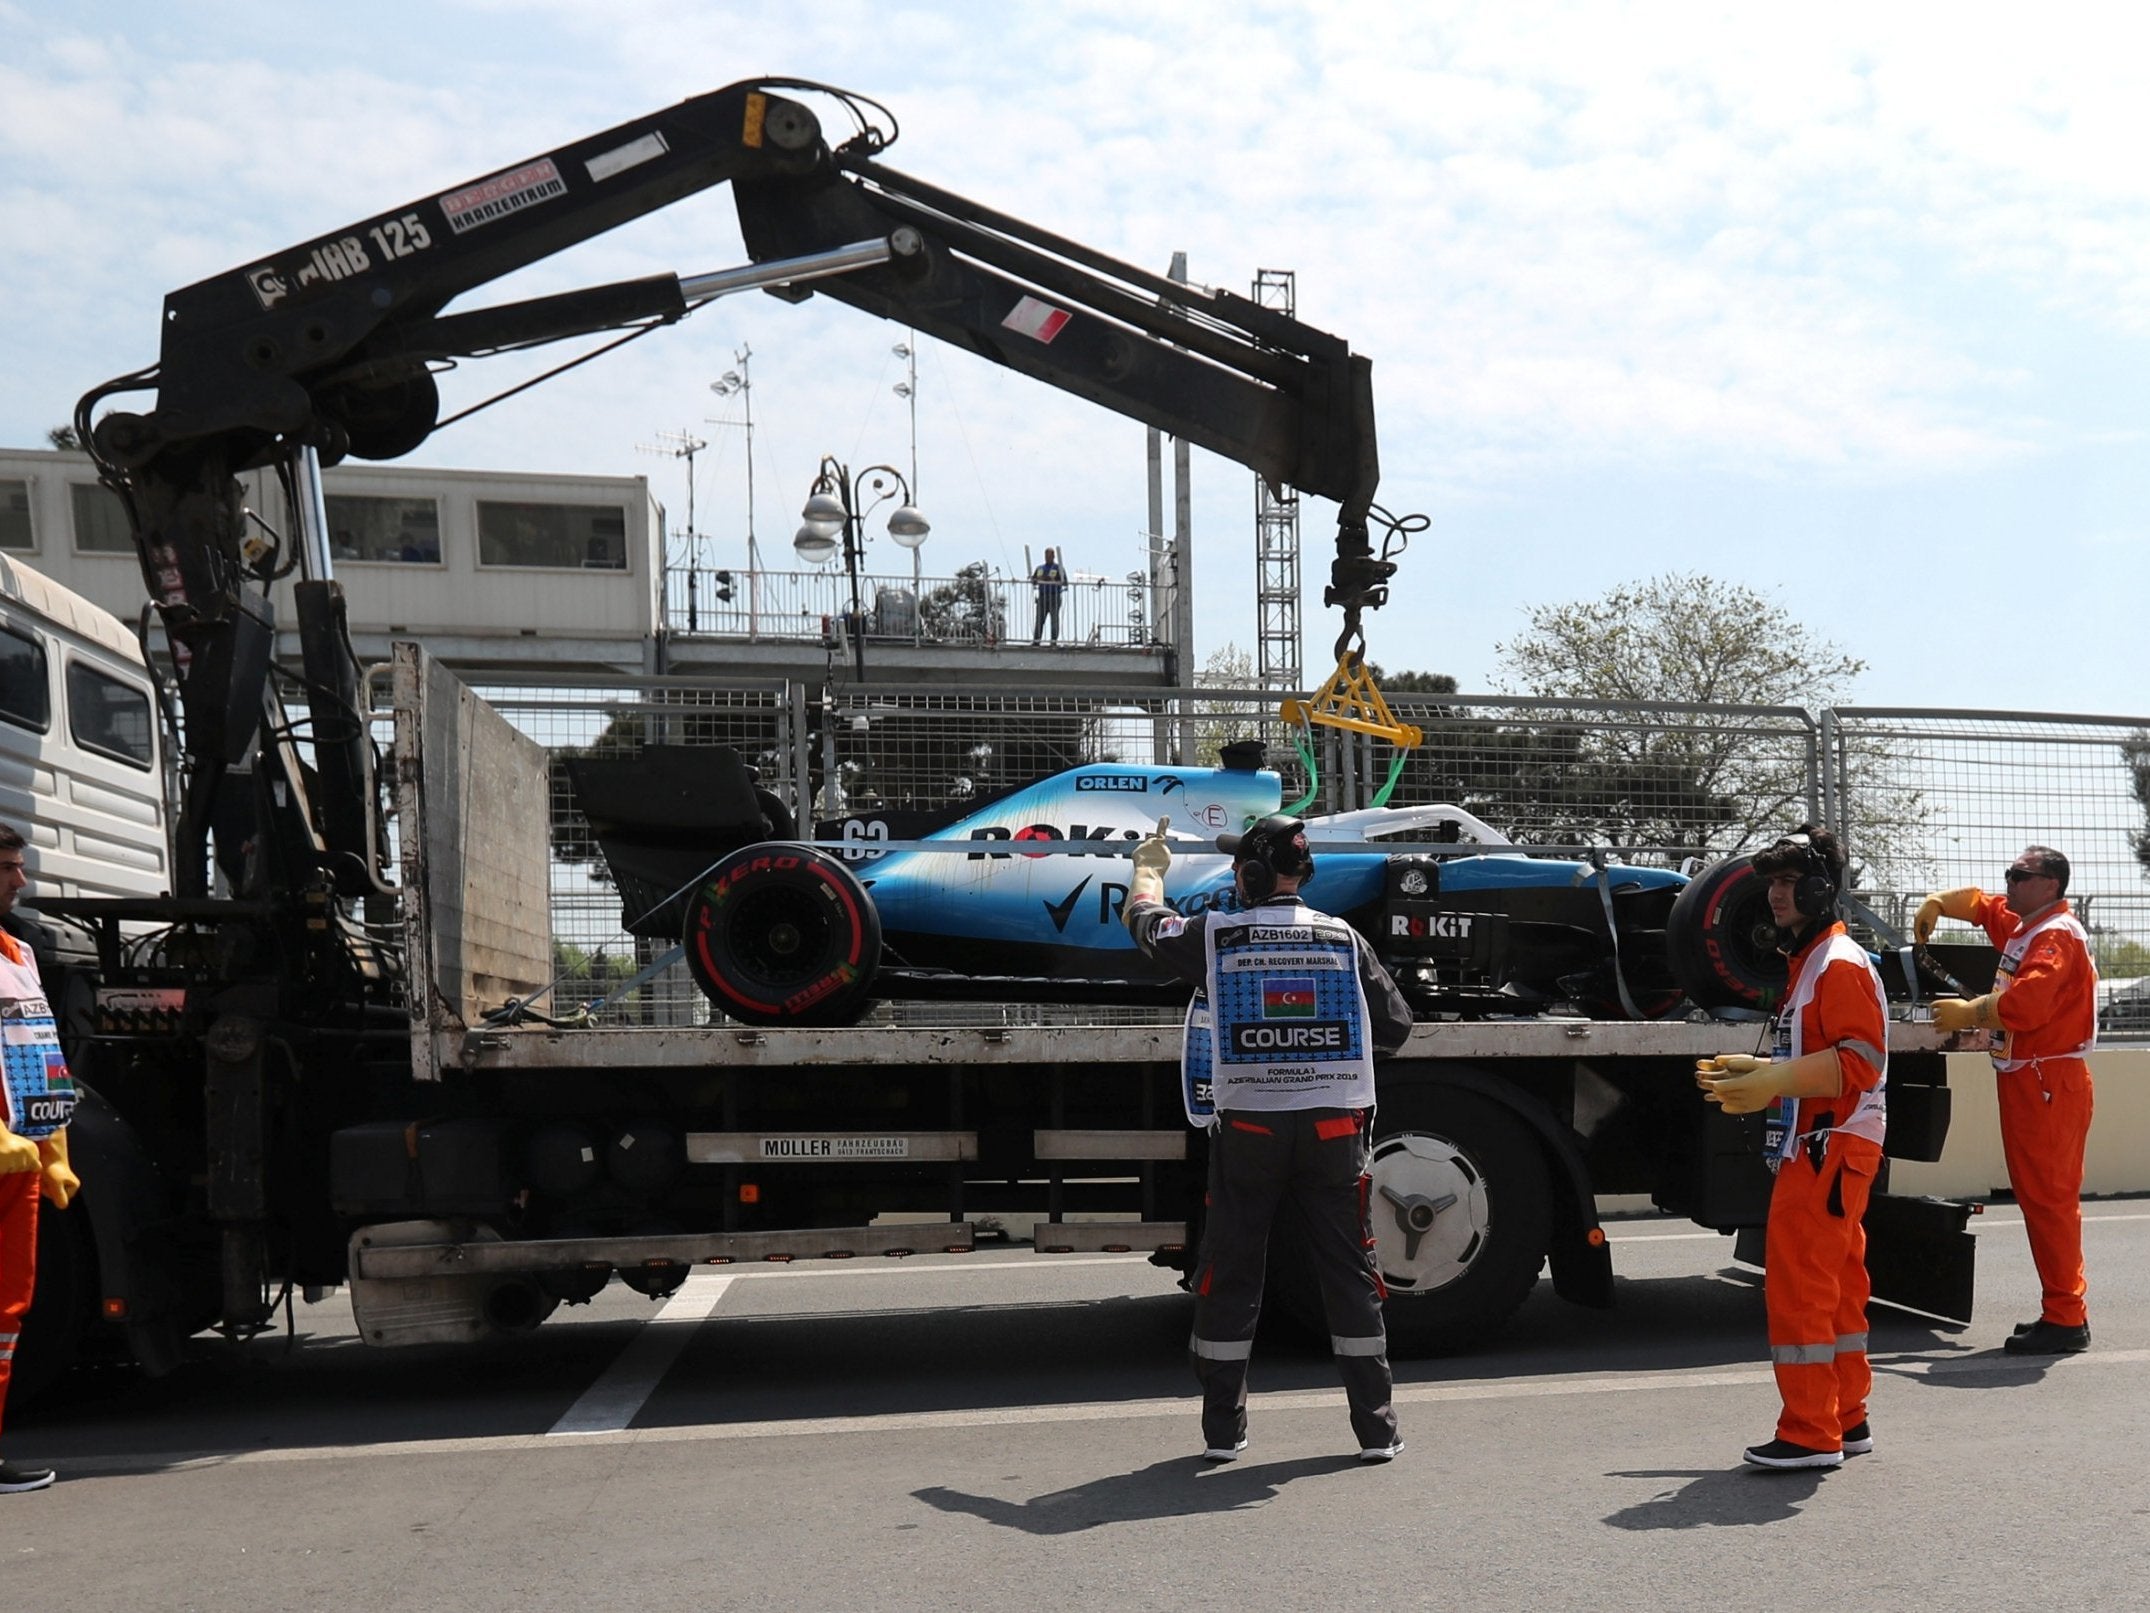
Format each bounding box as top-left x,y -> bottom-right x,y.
1364,665 -> 1459,696
1190,642 -> 1263,766
1361,570 -> 1935,876
918,562 -> 1005,646
2095,937 -> 2150,977
46,425 -> 81,451
2122,730 -> 2150,879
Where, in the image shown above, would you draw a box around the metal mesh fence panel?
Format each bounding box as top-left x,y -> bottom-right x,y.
1365,693 -> 1821,864
1827,708 -> 2150,1036
355,666 -> 2147,1036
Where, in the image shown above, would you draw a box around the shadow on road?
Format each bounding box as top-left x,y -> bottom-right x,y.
1602,1466 -> 1832,1530
914,1453 -> 1353,1533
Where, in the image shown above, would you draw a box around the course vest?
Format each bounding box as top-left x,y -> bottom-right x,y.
1992,908 -> 2098,1072
1181,992 -> 1215,1130
1765,927 -> 1886,1170
1201,903 -> 1376,1111
0,932 -> 74,1141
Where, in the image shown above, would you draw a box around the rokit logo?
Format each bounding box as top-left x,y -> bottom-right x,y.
1391,912 -> 1475,939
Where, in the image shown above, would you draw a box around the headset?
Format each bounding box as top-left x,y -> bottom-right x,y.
1232,814 -> 1313,903
1773,831 -> 1841,920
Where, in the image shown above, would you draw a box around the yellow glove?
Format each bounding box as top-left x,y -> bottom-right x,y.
1132,817 -> 1173,877
39,1131 -> 79,1209
1914,888 -> 1981,942
1933,993 -> 2001,1033
1695,1054 -> 1788,1115
0,1126 -> 42,1175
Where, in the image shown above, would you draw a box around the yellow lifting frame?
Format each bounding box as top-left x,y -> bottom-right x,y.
1279,651 -> 1424,750
1277,650 -> 1422,815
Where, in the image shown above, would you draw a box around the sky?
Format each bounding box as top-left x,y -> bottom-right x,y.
3,0 -> 2146,716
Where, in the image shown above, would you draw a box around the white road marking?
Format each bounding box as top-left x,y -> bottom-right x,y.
1608,1209 -> 2150,1243
62,1347 -> 2150,1476
546,1271 -> 734,1436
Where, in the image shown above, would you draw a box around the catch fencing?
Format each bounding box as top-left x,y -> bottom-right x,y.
368,673 -> 2150,1033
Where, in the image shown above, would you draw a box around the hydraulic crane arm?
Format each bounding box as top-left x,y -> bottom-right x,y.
82,79 -> 1403,900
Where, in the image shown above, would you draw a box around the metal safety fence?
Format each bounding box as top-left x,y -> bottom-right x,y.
662,564 -> 1153,652
348,670 -> 2149,1034
1828,708 -> 2150,1034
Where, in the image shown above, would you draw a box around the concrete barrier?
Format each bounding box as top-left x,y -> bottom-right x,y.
1885,1047 -> 2148,1200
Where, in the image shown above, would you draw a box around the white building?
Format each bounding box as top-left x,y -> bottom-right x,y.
1,447 -> 1168,687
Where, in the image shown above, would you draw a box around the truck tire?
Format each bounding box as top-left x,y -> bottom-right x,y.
682,844 -> 881,1026
1665,852 -> 1786,1010
1266,1087 -> 1552,1355
10,1196 -> 99,1406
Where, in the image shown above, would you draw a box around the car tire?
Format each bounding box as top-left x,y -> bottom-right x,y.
682,843 -> 881,1026
1666,852 -> 1787,1010
1264,1086 -> 1552,1356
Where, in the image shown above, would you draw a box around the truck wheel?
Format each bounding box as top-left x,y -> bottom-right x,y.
682,844 -> 881,1025
10,1198 -> 99,1405
1265,1088 -> 1552,1355
1666,853 -> 1786,1010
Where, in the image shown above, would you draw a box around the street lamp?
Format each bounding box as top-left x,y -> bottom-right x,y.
794,455 -> 928,681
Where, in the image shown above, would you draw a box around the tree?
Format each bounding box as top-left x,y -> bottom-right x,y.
918,562 -> 1004,646
1488,572 -> 1933,877
47,425 -> 81,451
1190,642 -> 1263,765
2124,730 -> 2150,879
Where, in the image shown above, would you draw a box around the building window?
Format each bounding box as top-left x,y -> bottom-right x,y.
70,482 -> 135,553
0,626 -> 50,731
0,480 -> 32,552
476,501 -> 628,569
66,661 -> 155,769
325,494 -> 443,564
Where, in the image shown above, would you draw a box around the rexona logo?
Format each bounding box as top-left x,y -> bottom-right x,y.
1230,1021 -> 1348,1053
1390,912 -> 1475,938
1076,775 -> 1148,792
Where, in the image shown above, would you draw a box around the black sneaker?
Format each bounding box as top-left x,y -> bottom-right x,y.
0,1462 -> 56,1494
1201,1437 -> 1248,1463
2003,1320 -> 2089,1355
1742,1439 -> 1843,1470
1841,1421 -> 1874,1456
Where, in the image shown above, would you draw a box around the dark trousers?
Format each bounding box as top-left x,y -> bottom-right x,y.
1189,1106 -> 1396,1451
1032,595 -> 1061,643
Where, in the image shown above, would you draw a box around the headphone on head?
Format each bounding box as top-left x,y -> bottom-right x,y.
1233,814 -> 1313,903
1778,832 -> 1840,920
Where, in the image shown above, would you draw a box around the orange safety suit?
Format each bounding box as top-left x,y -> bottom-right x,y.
1,925 -> 69,1443
1972,891 -> 2097,1329
1766,921 -> 1887,1453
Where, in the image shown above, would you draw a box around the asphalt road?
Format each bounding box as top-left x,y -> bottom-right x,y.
8,1206 -> 2149,1613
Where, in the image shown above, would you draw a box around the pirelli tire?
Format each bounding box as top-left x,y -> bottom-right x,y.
1665,852 -> 1787,1011
1266,1085 -> 1553,1356
682,843 -> 881,1026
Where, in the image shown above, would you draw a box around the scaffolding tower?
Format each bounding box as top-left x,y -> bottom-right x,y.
1252,268 -> 1303,694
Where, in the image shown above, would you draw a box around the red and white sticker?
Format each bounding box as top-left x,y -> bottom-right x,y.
441,158 -> 567,235
1001,295 -> 1072,343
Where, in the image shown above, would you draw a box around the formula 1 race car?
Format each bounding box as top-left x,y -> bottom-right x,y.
569,746 -> 1746,1026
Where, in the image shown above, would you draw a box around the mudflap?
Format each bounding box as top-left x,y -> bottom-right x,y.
1734,1191 -> 1977,1326
1862,1192 -> 1977,1324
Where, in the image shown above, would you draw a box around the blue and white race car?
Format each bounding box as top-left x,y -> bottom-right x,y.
570,747 -> 1738,1027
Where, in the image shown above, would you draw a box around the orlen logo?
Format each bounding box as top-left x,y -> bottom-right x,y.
1076,775 -> 1147,793
1391,912 -> 1475,939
